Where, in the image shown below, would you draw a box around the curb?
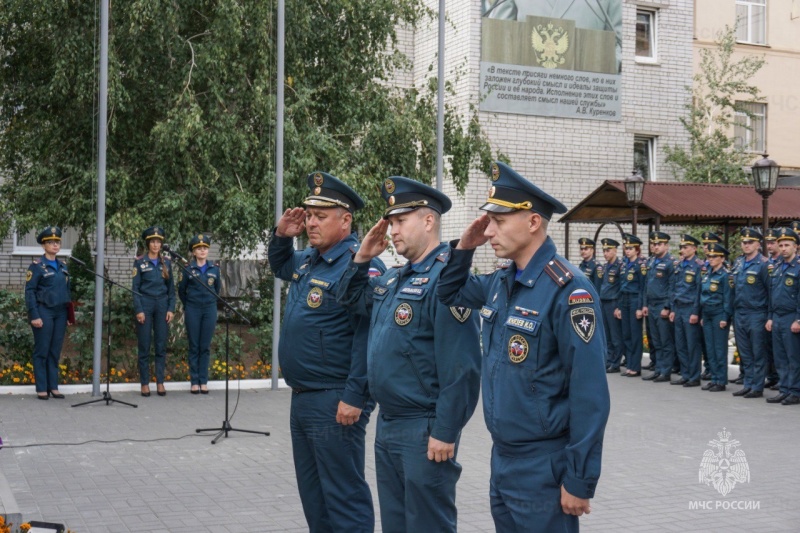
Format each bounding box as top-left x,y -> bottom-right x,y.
0,378 -> 288,396
0,468 -> 22,531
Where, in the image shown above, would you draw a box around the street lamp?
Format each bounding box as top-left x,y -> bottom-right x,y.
624,169 -> 645,236
750,154 -> 780,240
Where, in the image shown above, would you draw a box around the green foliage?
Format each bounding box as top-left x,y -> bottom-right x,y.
0,289 -> 34,365
68,233 -> 96,302
664,25 -> 765,184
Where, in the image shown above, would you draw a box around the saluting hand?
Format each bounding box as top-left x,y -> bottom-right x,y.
427,436 -> 455,463
456,214 -> 490,250
275,207 -> 306,238
354,219 -> 389,263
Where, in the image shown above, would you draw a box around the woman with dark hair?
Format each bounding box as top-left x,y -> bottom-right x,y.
132,226 -> 175,397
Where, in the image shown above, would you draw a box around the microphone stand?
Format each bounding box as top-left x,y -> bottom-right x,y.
70,256 -> 140,408
165,246 -> 270,445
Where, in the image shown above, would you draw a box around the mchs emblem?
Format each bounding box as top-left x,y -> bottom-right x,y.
699,428 -> 750,497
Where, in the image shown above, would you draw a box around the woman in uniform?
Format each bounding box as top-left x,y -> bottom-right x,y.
178,234 -> 220,394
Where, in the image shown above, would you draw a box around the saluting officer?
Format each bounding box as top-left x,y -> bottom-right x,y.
133,226 -> 175,397
178,234 -> 220,395
764,228 -> 781,389
337,177 -> 481,533
730,228 -> 770,398
438,161 -> 610,533
578,237 -> 602,291
615,234 -> 646,377
25,226 -> 73,400
599,238 -> 624,373
699,243 -> 733,392
642,231 -> 676,382
765,228 -> 800,405
269,172 -> 385,533
669,234 -> 704,387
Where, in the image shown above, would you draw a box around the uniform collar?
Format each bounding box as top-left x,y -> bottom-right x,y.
403,242 -> 448,275
315,232 -> 359,265
510,236 -> 557,288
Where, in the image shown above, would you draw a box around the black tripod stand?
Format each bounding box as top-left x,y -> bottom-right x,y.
71,257 -> 140,408
165,246 -> 270,444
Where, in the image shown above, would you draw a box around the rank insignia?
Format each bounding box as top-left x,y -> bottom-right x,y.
26,271 -> 32,283
508,335 -> 528,363
384,178 -> 395,194
746,275 -> 756,285
568,289 -> 593,306
395,303 -> 413,326
450,306 -> 472,323
570,307 -> 596,343
374,286 -> 388,295
307,287 -> 323,308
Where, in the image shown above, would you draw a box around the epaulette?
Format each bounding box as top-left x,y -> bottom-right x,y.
135,255 -> 144,261
349,244 -> 359,255
436,250 -> 450,263
544,258 -> 574,287
32,258 -> 41,264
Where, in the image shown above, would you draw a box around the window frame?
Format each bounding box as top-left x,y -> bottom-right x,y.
633,135 -> 657,182
635,8 -> 658,63
735,0 -> 767,45
734,101 -> 767,153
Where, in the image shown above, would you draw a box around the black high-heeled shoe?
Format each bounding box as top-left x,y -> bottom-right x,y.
141,385 -> 151,397
37,393 -> 49,400
156,384 -> 166,397
48,390 -> 65,399
200,386 -> 209,395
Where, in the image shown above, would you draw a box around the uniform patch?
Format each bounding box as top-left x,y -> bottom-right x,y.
411,277 -> 429,285
480,306 -> 496,320
568,289 -> 593,305
395,303 -> 413,326
450,306 -> 472,323
26,271 -> 32,283
508,335 -> 528,363
307,287 -> 323,308
374,286 -> 388,296
132,268 -> 138,278
208,278 -> 215,286
786,277 -> 794,287
400,287 -> 424,296
746,275 -> 756,284
506,316 -> 538,334
292,273 -> 299,280
570,307 -> 596,343
368,267 -> 381,277
640,264 -> 647,275
627,272 -> 634,281
710,282 -> 718,292
685,274 -> 694,283
309,278 -> 331,289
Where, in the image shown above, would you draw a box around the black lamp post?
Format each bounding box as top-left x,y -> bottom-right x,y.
624,170 -> 645,236
750,154 -> 780,241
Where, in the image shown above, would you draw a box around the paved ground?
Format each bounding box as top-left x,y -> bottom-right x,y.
1,365 -> 799,533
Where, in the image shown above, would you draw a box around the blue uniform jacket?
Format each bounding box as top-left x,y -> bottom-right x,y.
768,256 -> 800,321
132,256 -> 176,314
598,257 -> 621,303
437,237 -> 610,500
643,253 -> 674,310
700,267 -> 733,321
731,254 -> 770,312
336,243 -> 481,444
672,257 -> 704,314
269,232 -> 385,408
25,256 -> 72,321
578,258 -> 602,291
178,261 -> 221,307
619,256 -> 646,309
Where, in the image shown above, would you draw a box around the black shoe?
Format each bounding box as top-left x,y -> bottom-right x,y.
48,390 -> 65,399
732,388 -> 751,397
683,380 -> 700,387
770,383 -> 781,390
200,388 -> 209,395
781,395 -> 800,405
623,371 -> 641,377
653,375 -> 671,383
743,390 -> 763,399
157,384 -> 166,397
670,378 -> 688,385
708,384 -> 726,392
642,373 -> 660,381
606,367 -> 620,373
700,372 -> 712,381
766,393 -> 789,404
37,393 -> 49,400
764,379 -> 779,389
190,387 -> 200,395
141,386 -> 151,397
701,382 -> 714,390
733,377 -> 745,385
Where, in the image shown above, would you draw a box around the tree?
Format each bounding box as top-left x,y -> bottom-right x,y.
0,1 -> 496,254
664,25 -> 765,185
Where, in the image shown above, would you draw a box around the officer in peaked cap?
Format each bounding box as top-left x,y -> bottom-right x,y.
730,227 -> 770,398
178,233 -> 220,394
699,243 -> 733,391
337,176 -> 480,533
599,238 -> 624,373
642,231 -> 676,382
766,227 -> 800,405
671,234 -> 704,387
132,225 -> 175,397
763,228 -> 782,389
437,161 -> 610,532
25,226 -> 73,400
269,171 -> 385,531
578,237 -> 602,291
616,234 -> 647,376
790,221 -> 800,232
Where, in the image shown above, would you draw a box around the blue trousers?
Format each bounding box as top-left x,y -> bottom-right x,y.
619,293 -> 643,372
733,310 -> 768,391
290,389 -> 374,533
31,306 -> 68,393
702,309 -> 731,385
771,314 -> 800,396
673,305 -> 702,382
375,415 -> 461,533
185,304 -> 217,385
489,445 -> 578,533
765,323 -> 779,382
648,306 -> 675,376
601,300 -> 623,368
137,296 -> 169,385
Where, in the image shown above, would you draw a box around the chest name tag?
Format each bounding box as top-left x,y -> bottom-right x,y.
309,278 -> 331,289
505,316 -> 539,335
400,287 -> 424,296
374,285 -> 389,296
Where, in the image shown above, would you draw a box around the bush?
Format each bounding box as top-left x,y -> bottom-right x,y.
0,289 -> 34,365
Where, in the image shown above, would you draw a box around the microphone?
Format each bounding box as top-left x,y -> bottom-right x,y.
68,256 -> 87,267
162,244 -> 187,263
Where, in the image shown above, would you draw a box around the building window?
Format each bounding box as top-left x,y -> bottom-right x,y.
635,9 -> 657,61
734,102 -> 766,152
634,136 -> 656,181
736,0 -> 766,45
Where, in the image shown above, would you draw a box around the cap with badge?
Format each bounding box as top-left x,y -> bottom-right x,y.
37,226 -> 62,244
776,227 -> 799,243
706,243 -> 729,257
381,176 -> 452,218
739,227 -> 762,242
701,231 -> 721,244
600,238 -> 619,249
790,221 -> 800,232
190,234 -> 211,249
650,231 -> 670,243
303,171 -> 364,213
679,234 -> 700,247
623,233 -> 642,247
142,226 -> 166,242
765,228 -> 779,241
481,161 -> 567,220
578,237 -> 595,248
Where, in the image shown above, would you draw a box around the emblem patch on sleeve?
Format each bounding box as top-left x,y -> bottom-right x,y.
307,287 -> 323,308
395,303 -> 413,326
570,307 -> 596,343
508,335 -> 529,363
26,271 -> 32,283
568,288 -> 593,305
132,268 -> 138,278
449,306 -> 472,323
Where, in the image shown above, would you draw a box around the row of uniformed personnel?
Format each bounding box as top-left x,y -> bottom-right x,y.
577,225 -> 800,405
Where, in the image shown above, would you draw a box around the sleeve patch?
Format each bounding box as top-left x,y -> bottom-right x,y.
450,306 -> 472,323
26,271 -> 32,283
570,307 -> 596,343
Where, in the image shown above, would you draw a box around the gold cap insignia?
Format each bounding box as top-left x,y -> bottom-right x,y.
384,179 -> 395,194
313,173 -> 324,186
491,163 -> 500,181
